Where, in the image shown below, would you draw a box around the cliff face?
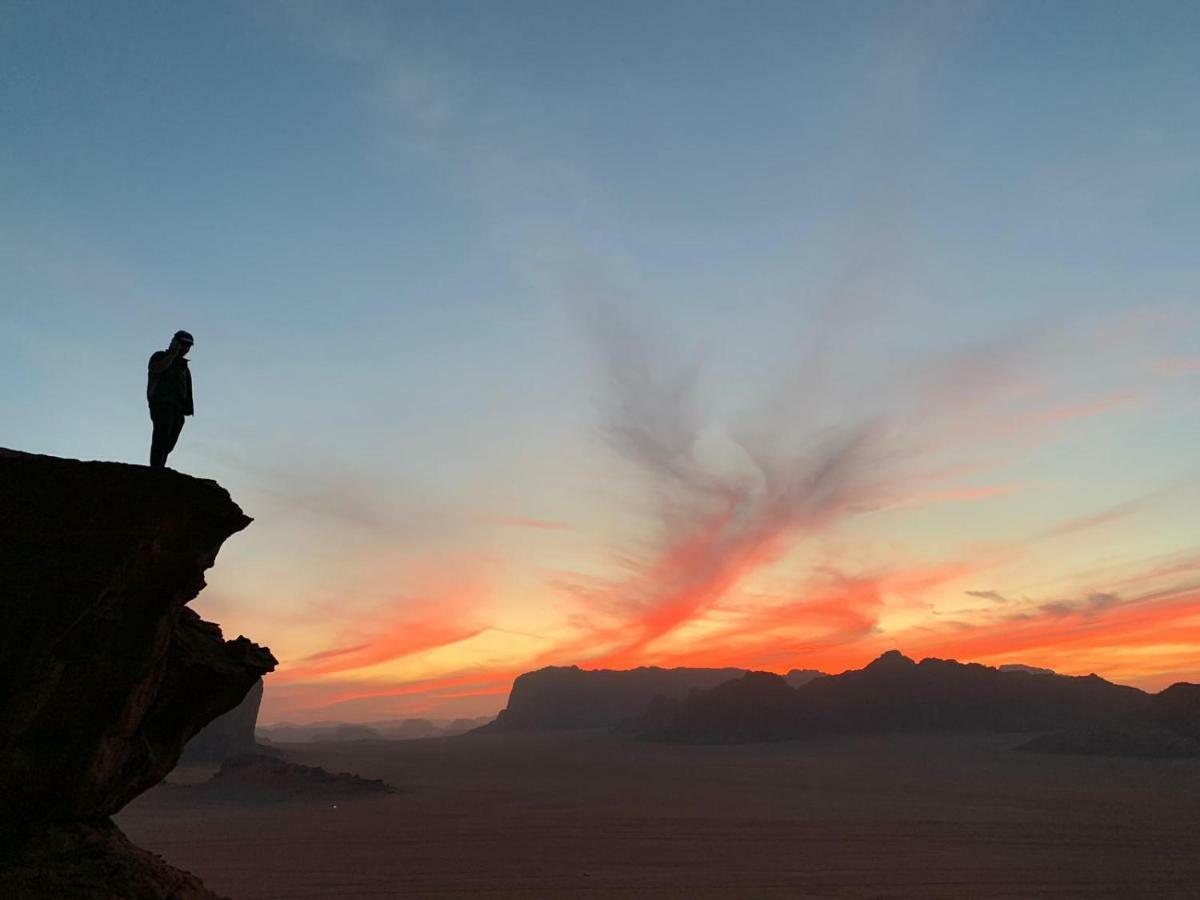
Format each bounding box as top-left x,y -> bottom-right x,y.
482,665 -> 748,731
181,678 -> 265,763
0,450 -> 276,897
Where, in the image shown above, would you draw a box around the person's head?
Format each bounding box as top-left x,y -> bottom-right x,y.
171,330 -> 194,356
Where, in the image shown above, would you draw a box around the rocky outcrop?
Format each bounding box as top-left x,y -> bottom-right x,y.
480,665 -> 748,732
195,754 -> 395,802
181,678 -> 265,763
0,821 -> 223,900
633,650 -> 1159,743
1020,682 -> 1200,758
0,450 -> 276,897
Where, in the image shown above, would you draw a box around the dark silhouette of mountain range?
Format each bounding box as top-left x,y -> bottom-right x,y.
478,664 -> 751,732
1020,681 -> 1200,758
257,715 -> 493,743
0,450 -> 275,899
998,663 -> 1057,676
785,668 -> 828,688
630,650 -> 1190,746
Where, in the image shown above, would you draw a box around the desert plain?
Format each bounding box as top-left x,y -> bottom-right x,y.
117,730 -> 1200,899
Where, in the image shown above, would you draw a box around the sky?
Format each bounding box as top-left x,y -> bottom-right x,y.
3,1 -> 1199,723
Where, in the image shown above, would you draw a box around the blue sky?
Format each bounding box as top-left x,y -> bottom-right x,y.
3,1 -> 1199,721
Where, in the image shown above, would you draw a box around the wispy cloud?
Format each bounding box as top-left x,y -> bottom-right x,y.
487,515 -> 573,531
964,590 -> 1013,604
1154,357 -> 1200,378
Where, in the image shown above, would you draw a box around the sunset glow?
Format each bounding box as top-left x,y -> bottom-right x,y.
4,2 -> 1198,724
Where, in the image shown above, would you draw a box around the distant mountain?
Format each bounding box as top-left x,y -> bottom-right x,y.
479,665 -> 749,732
257,715 -> 496,743
258,722 -> 382,743
785,669 -> 827,688
1020,682 -> 1200,758
631,650 -> 1156,743
999,664 -> 1057,676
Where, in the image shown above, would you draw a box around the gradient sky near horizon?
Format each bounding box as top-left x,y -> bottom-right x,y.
4,1 -> 1200,723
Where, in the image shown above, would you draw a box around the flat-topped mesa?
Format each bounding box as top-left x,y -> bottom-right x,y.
482,664 -> 751,732
0,450 -> 275,896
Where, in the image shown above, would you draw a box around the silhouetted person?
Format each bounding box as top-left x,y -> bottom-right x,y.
147,330 -> 194,469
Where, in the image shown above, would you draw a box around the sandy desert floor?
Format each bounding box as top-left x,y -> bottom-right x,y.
117,731 -> 1200,899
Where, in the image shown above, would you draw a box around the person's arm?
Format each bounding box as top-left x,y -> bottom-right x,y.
148,341 -> 182,373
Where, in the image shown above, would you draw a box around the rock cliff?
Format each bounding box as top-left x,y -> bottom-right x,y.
481,664 -> 748,731
181,678 -> 265,763
0,450 -> 276,898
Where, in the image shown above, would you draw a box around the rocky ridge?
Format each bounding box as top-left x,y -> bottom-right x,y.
630,649 -> 1192,748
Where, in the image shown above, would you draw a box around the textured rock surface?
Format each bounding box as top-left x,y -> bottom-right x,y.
0,450 -> 275,896
0,821 -> 227,900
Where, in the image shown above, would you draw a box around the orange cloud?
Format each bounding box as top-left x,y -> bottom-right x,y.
273,571 -> 497,684
259,315 -> 1199,723
897,581 -> 1200,679
275,620 -> 486,684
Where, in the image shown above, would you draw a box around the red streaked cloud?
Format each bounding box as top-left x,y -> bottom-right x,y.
297,643 -> 372,664
273,571 -> 498,685
257,312 -> 1200,723
275,620 -> 486,684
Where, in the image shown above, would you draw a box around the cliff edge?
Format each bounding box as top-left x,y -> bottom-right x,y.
0,450 -> 276,898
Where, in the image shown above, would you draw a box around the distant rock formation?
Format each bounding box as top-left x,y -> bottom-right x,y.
181,678 -> 265,763
999,663 -> 1057,676
1020,682 -> 1200,758
632,650 -> 1158,743
255,716 -> 494,743
785,668 -> 827,688
480,665 -> 749,732
0,450 -> 276,899
193,754 -> 395,802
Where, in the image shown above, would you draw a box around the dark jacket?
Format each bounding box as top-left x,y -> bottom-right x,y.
147,352 -> 194,415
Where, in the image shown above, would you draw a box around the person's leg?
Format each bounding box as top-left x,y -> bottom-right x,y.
150,410 -> 170,468
162,413 -> 185,463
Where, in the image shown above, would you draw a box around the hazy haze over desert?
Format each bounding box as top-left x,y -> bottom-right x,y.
118,729 -> 1200,899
